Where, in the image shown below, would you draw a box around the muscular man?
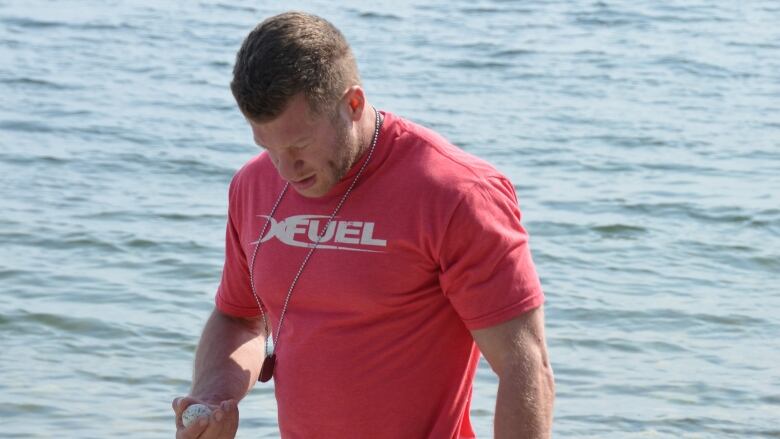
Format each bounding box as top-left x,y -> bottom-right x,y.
172,11 -> 554,439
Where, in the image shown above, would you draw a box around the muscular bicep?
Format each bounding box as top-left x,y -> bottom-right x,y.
470,306 -> 550,378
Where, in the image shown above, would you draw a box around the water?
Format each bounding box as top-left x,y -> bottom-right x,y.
1,1 -> 779,437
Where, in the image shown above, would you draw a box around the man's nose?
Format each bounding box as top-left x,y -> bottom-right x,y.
275,153 -> 305,181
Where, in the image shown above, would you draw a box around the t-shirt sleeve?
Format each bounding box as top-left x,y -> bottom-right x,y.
438,176 -> 544,330
214,176 -> 263,318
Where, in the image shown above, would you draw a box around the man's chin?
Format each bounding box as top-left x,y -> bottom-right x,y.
291,182 -> 332,198
288,174 -> 322,198
293,188 -> 325,198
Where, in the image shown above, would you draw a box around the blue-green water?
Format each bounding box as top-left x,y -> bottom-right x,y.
1,1 -> 778,437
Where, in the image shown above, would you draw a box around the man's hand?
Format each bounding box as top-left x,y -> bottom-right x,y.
172,396 -> 239,439
174,308 -> 264,438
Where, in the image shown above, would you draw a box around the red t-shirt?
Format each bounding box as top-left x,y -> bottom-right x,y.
216,111 -> 544,438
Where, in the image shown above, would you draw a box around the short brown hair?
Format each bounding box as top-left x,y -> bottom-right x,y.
230,12 -> 360,122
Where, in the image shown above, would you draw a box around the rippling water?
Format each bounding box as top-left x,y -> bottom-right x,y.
1,1 -> 779,437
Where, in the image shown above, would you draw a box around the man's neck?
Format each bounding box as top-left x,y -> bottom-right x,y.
356,104 -> 378,159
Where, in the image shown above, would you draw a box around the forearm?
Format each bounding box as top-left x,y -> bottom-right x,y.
493,351 -> 555,439
190,309 -> 266,403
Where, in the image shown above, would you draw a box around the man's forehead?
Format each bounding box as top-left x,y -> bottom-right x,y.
248,96 -> 320,148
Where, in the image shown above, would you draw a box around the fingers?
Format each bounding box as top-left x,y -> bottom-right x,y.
218,400 -> 240,436
185,407 -> 227,439
173,396 -> 209,438
172,396 -> 200,429
172,396 -> 239,439
176,414 -> 209,439
172,395 -> 200,415
172,396 -> 182,414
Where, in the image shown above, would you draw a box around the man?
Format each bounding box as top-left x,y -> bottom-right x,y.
172,11 -> 554,439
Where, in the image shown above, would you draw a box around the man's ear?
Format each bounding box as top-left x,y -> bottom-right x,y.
341,85 -> 366,122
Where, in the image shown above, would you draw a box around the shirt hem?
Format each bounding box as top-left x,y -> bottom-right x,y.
462,291 -> 545,331
215,291 -> 262,318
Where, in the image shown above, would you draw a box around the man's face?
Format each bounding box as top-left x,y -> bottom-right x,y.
248,93 -> 359,198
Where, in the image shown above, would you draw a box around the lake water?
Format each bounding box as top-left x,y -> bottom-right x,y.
1,1 -> 778,437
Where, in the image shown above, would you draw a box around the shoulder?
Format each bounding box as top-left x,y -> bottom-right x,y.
228,152 -> 276,199
231,152 -> 272,186
388,113 -> 515,202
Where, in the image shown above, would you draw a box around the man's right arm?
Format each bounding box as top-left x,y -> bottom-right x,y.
191,308 -> 265,400
173,308 -> 266,438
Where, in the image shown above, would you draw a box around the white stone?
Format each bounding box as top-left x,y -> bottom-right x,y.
182,403 -> 212,428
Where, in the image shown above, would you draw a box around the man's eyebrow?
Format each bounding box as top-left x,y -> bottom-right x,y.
253,133 -> 309,150
288,134 -> 310,148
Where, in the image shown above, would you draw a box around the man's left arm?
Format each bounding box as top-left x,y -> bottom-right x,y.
470,305 -> 555,439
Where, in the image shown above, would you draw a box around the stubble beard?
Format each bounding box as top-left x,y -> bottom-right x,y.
330,119 -> 364,184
